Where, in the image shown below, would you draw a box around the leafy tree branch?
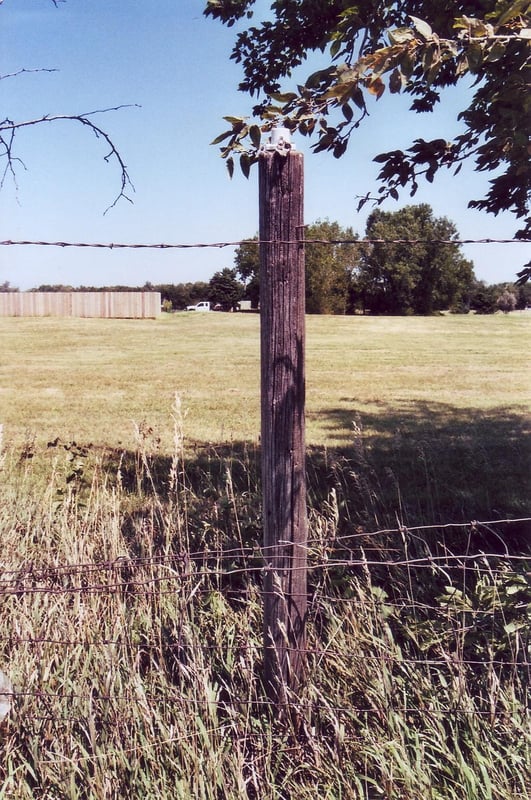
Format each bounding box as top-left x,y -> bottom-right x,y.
206,1 -> 530,238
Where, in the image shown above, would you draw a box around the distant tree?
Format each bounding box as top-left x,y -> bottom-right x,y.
497,289 -> 517,313
154,284 -> 188,309
515,281 -> 531,309
357,204 -> 475,314
158,282 -> 210,310
208,268 -> 244,311
234,238 -> 260,307
305,220 -> 358,314
32,284 -> 74,292
234,220 -> 359,313
469,281 -> 498,314
0,281 -> 18,292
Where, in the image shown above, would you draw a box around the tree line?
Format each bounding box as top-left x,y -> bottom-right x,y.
3,205 -> 529,314
233,204 -> 530,315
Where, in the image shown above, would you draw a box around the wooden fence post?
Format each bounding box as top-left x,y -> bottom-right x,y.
259,141 -> 307,706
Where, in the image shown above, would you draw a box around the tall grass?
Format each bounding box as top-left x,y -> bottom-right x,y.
0,401 -> 528,799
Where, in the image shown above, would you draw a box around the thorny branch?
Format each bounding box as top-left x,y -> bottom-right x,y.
1,0 -> 135,214
0,106 -> 139,213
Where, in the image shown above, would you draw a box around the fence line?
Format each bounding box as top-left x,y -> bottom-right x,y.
0,551 -> 527,591
0,290 -> 160,318
0,518 -> 527,582
1,237 -> 529,250
7,691 -> 526,718
0,556 -> 527,588
0,634 -> 527,668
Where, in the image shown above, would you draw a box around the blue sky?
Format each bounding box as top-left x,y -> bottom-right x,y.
1,0 -> 528,290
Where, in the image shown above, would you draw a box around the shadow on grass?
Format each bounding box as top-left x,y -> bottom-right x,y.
308,399 -> 530,526
98,399 -> 529,555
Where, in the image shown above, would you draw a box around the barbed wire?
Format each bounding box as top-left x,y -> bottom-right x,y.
29,712 -> 520,769
1,635 -> 527,667
0,237 -> 529,250
6,687 -> 526,717
0,545 -> 531,596
0,518 -> 526,584
0,568 -> 527,601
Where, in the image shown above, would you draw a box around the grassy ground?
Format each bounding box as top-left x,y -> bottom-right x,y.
1,312 -> 529,523
1,312 -> 529,450
0,312 -> 529,798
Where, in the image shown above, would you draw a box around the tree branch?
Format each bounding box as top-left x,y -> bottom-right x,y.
0,67 -> 59,81
0,105 -> 139,213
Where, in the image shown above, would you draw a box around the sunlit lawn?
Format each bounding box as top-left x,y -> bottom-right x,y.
1,311 -> 529,451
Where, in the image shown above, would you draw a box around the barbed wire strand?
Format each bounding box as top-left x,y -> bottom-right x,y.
1,636 -> 528,667
0,551 -> 526,583
0,237 -> 529,250
6,687 -> 526,718
1,556 -> 529,596
1,535 -> 528,576
0,517 -> 527,581
1,556 -> 527,593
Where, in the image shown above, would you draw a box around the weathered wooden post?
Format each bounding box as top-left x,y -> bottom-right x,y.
259,130 -> 307,706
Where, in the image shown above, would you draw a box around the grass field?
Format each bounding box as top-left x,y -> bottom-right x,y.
1,311 -> 529,523
1,312 -> 529,450
0,312 -> 529,798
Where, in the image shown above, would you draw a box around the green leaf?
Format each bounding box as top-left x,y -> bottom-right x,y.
400,51 -> 415,78
249,125 -> 261,149
330,38 -> 342,59
240,153 -> 251,179
388,27 -> 415,45
466,41 -> 485,72
504,620 -> 527,634
374,150 -> 402,163
341,103 -> 353,122
261,107 -> 284,120
267,91 -> 298,103
210,130 -> 233,146
226,156 -> 234,179
351,88 -> 365,110
484,40 -> 506,62
333,140 -> 348,158
223,115 -> 246,125
389,68 -> 403,94
409,15 -> 433,40
498,0 -> 530,26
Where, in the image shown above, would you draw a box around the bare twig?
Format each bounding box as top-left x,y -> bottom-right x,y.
0,105 -> 139,212
0,67 -> 59,80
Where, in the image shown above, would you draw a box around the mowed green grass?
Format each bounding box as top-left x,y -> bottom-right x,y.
1,311 -> 529,452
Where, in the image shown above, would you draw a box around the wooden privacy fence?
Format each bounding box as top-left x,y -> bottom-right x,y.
0,291 -> 160,318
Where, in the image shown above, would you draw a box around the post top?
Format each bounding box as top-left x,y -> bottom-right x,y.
263,127 -> 295,155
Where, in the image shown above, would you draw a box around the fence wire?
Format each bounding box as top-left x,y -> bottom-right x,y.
1,237 -> 529,250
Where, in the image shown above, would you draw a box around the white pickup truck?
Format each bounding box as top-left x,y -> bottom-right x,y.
186,301 -> 211,312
